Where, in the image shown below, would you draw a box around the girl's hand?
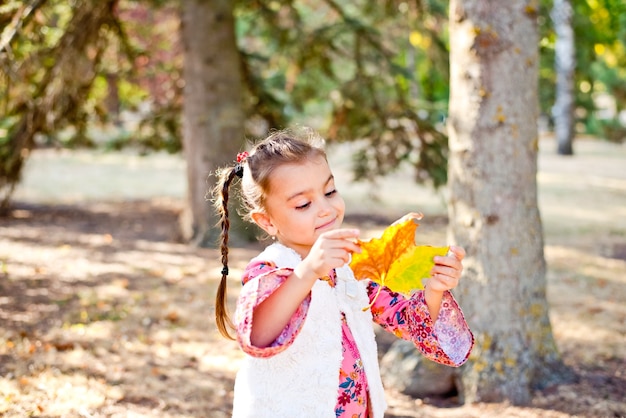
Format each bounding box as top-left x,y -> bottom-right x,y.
426,245 -> 466,292
301,229 -> 361,279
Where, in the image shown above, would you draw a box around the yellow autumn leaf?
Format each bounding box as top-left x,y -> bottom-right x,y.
386,245 -> 450,293
350,217 -> 448,295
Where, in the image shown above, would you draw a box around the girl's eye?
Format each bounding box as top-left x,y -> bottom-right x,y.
295,202 -> 311,210
325,189 -> 337,197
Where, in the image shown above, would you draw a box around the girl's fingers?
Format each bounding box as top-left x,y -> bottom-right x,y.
318,230 -> 362,254
432,260 -> 462,276
325,249 -> 353,267
430,272 -> 459,291
322,229 -> 360,240
432,265 -> 462,279
447,245 -> 466,260
344,240 -> 362,254
434,253 -> 463,270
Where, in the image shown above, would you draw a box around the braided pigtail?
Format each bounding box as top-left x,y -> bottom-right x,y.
213,165 -> 240,340
212,132 -> 326,340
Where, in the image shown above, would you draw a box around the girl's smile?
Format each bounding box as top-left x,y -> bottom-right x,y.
316,217 -> 338,231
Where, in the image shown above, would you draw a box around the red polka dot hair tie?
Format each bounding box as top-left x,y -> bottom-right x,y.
236,151 -> 249,163
234,151 -> 249,178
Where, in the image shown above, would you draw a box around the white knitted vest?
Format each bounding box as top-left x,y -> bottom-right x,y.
232,243 -> 387,418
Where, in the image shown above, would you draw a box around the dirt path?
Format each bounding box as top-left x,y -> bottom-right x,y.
1,137 -> 625,417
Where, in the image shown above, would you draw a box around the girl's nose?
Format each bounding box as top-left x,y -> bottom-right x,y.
318,198 -> 332,216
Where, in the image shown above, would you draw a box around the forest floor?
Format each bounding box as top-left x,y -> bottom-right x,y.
0,137 -> 625,417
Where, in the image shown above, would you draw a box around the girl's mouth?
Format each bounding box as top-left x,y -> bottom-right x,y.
316,218 -> 336,231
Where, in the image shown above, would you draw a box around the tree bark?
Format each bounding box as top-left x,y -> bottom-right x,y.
551,0 -> 576,155
180,0 -> 246,246
447,0 -> 572,404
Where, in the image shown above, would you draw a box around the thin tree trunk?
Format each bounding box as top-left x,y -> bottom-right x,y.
447,0 -> 573,404
551,0 -> 576,155
180,0 -> 245,246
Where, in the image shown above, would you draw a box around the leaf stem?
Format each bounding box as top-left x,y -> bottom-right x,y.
362,276 -> 384,311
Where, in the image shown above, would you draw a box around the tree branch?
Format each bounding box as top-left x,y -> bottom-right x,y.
0,0 -> 47,54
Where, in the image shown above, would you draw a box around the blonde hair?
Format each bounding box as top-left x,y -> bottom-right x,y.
213,129 -> 327,339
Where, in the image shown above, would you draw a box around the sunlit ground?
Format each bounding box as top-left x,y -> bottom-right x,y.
2,136 -> 625,417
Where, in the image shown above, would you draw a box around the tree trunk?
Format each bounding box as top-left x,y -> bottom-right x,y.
180,0 -> 246,246
551,0 -> 576,155
447,0 -> 573,404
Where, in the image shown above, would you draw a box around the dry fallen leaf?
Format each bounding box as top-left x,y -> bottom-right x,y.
350,217 -> 449,296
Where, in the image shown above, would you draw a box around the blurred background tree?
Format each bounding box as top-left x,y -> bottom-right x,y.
2,0 -> 624,210
551,0 -> 576,155
539,0 -> 626,151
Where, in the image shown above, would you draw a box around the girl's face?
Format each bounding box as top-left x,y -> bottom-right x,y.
253,155 -> 345,258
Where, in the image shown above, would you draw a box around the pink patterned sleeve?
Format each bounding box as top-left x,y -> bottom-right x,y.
234,260 -> 310,358
367,282 -> 474,366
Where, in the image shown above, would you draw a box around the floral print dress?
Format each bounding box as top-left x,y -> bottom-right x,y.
235,260 -> 474,418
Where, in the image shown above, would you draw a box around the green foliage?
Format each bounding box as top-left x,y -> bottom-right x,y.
236,0 -> 451,187
3,0 -> 626,205
0,0 -> 117,204
0,0 -> 184,205
539,0 -> 626,138
0,0 -> 453,203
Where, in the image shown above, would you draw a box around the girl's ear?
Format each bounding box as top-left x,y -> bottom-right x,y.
251,211 -> 277,236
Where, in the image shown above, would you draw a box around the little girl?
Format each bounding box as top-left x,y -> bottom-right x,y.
213,129 -> 474,418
